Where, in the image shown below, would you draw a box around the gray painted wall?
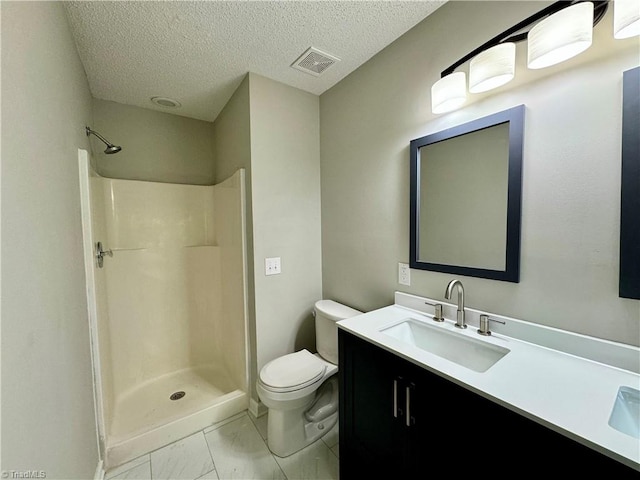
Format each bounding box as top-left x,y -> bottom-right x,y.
214,74 -> 322,402
1,2 -> 99,477
248,74 -> 323,376
92,98 -> 215,185
320,1 -> 640,346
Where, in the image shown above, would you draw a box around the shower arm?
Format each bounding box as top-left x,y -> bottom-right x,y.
86,126 -> 111,146
86,126 -> 122,154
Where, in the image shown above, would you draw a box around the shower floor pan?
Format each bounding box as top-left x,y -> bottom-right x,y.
106,365 -> 247,469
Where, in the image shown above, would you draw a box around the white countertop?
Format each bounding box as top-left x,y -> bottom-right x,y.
337,292 -> 640,470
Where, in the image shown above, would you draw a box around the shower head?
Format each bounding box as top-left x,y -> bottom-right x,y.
85,126 -> 122,155
104,144 -> 122,155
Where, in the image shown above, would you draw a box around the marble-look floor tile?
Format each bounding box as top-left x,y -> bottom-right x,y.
320,422 -> 339,448
274,440 -> 339,480
150,431 -> 214,480
195,470 -> 220,480
248,411 -> 268,440
107,462 -> 152,480
106,455 -> 150,479
203,411 -> 248,434
204,414 -> 285,479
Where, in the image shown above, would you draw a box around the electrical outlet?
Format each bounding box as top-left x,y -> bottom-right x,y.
398,263 -> 410,286
265,257 -> 281,276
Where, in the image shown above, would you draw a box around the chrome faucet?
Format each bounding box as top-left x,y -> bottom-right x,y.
444,279 -> 466,329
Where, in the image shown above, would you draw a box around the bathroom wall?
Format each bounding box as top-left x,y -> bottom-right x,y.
1,2 -> 99,478
213,73 -> 323,401
92,98 -> 215,185
320,1 -> 640,346
248,73 -> 323,374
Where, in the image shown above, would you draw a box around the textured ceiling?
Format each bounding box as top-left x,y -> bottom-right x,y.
64,1 -> 446,122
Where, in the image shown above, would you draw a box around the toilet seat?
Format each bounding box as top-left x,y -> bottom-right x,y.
259,349 -> 326,393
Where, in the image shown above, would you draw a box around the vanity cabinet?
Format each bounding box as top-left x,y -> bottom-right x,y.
338,330 -> 638,478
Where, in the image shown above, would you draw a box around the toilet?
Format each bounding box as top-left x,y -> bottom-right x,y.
256,299 -> 362,457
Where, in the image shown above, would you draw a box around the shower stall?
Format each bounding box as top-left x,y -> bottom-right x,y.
78,151 -> 249,469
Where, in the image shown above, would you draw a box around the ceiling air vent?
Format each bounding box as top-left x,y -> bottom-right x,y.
291,47 -> 340,77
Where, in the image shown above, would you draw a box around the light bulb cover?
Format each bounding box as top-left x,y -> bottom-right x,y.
469,43 -> 516,93
431,72 -> 467,114
151,96 -> 181,108
614,0 -> 640,39
527,2 -> 594,70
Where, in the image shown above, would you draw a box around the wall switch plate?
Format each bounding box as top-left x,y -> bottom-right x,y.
265,257 -> 281,275
399,263 -> 410,286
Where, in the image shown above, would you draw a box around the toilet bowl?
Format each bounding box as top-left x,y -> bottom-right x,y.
256,299 -> 362,457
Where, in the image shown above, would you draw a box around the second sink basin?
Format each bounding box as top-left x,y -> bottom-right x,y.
609,386 -> 640,439
380,318 -> 510,373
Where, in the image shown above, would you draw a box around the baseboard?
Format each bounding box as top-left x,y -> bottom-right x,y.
94,460 -> 105,480
249,397 -> 268,418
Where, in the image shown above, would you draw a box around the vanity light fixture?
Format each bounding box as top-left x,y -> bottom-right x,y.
431,72 -> 467,114
614,0 -> 640,38
431,1 -> 610,115
469,42 -> 516,93
527,2 -> 594,69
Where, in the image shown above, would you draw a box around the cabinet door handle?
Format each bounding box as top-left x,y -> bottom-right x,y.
406,385 -> 411,426
393,379 -> 398,418
406,384 -> 415,427
393,378 -> 405,418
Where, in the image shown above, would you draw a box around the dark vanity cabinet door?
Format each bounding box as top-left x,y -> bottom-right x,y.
339,330 -> 457,477
339,330 -> 639,478
338,330 -> 404,478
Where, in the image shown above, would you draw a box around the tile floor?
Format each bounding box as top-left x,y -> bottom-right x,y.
104,411 -> 339,480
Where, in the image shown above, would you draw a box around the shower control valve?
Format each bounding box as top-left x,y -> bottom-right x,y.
96,241 -> 113,268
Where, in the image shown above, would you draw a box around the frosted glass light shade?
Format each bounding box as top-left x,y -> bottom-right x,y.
527,2 -> 594,70
469,43 -> 516,93
614,0 -> 640,39
431,72 -> 467,114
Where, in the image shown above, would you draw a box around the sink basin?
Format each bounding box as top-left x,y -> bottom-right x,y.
380,318 -> 510,373
609,386 -> 640,439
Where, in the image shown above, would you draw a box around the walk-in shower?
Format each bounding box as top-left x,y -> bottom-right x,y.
78,151 -> 249,469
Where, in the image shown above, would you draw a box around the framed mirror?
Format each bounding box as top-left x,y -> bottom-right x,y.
410,105 -> 525,282
619,66 -> 639,300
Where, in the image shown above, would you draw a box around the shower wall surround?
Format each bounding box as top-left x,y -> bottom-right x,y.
87,167 -> 248,469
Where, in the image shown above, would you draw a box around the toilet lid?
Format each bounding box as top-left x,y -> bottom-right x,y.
260,350 -> 326,391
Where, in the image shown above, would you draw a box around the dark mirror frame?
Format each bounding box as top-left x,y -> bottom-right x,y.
619,66 -> 639,300
410,105 -> 525,283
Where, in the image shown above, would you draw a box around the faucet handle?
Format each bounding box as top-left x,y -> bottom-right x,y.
424,301 -> 444,322
478,314 -> 506,336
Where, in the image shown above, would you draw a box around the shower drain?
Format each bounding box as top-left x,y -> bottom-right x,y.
170,391 -> 186,401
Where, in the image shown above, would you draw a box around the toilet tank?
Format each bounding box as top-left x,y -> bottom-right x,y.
314,300 -> 362,364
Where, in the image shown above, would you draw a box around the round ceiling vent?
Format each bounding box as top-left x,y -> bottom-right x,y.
151,96 -> 181,108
